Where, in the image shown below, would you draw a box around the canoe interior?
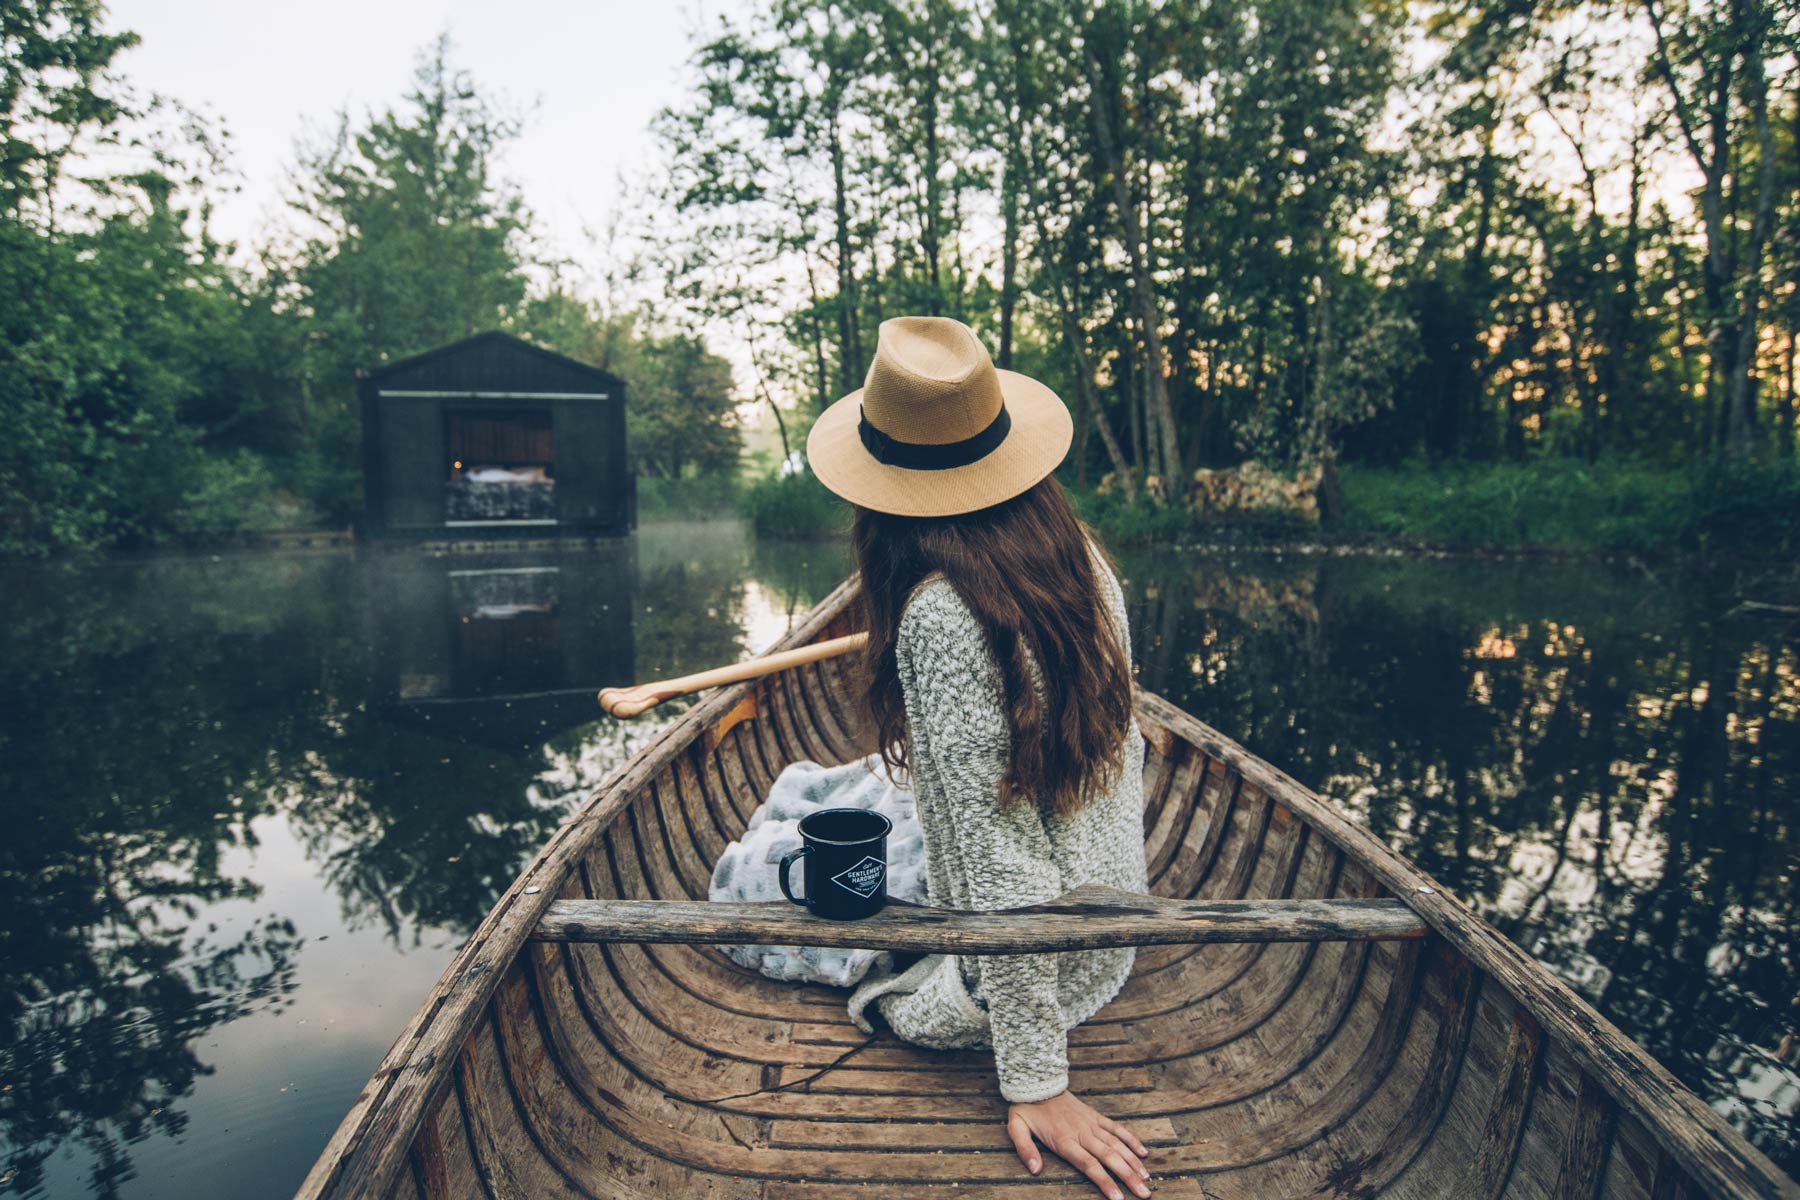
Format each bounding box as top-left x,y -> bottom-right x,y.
300,580 -> 1796,1200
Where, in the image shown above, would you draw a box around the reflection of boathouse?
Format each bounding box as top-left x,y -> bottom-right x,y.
366,547 -> 637,748
359,332 -> 633,538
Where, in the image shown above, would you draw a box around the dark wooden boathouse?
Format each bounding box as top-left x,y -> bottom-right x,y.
359,332 -> 632,538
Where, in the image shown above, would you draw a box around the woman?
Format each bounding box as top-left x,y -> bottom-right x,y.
806,315 -> 1155,1200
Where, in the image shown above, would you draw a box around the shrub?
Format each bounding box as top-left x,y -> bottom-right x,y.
636,473 -> 745,522
744,472 -> 846,538
166,449 -> 296,541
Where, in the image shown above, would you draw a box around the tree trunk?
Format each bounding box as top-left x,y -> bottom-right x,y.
921,17 -> 944,315
803,260 -> 831,411
1642,0 -> 1776,457
1782,330 -> 1796,457
1066,313 -> 1132,494
747,336 -> 792,470
997,16 -> 1024,369
1082,30 -> 1179,497
828,102 -> 863,393
1724,35 -> 1777,456
1031,197 -> 1133,495
1460,120 -> 1498,459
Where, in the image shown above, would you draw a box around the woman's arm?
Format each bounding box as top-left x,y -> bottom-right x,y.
897,584 -> 1152,1199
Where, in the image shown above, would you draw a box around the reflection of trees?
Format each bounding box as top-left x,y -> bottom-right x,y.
632,522 -> 768,677
0,556 -> 321,1196
0,529 -> 857,1194
16,538 -> 1788,1186
1115,549 -> 1799,1172
278,723 -> 571,943
746,535 -> 852,628
633,520 -> 847,673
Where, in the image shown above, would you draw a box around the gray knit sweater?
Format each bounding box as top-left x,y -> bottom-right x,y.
846,549 -> 1149,1103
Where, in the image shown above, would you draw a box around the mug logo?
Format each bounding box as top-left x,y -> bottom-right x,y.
830,856 -> 886,899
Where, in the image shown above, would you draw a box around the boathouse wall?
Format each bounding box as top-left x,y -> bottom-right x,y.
359,331 -> 632,539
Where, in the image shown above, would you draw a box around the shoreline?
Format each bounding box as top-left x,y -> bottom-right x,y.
7,521 -> 1799,572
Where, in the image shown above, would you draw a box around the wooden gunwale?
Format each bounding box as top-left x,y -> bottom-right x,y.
296,577 -> 1799,1200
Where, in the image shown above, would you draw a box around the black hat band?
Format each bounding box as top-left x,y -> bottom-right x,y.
857,402 -> 1011,471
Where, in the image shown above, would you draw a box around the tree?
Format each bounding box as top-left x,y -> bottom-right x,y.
523,291 -> 742,479
276,34 -> 536,517
0,0 -> 269,552
1642,0 -> 1785,456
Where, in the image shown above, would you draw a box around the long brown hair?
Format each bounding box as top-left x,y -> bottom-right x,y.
853,476 -> 1133,817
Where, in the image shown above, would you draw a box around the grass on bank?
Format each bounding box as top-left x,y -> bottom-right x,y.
1336,459 -> 1800,556
641,457 -> 1800,558
744,472 -> 849,538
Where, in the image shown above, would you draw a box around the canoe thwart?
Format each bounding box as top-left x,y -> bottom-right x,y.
529,882 -> 1429,952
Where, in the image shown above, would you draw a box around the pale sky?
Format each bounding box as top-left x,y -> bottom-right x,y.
104,0 -> 783,450
109,0 -> 755,267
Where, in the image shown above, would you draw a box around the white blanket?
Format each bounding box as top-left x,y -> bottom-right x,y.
708,754 -> 928,987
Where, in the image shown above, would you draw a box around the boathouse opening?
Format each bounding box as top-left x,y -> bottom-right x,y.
359,331 -> 633,538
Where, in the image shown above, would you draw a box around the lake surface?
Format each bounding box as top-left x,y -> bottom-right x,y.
1,523 -> 1794,1195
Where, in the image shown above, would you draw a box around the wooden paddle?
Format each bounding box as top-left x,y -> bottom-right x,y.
598,631 -> 869,718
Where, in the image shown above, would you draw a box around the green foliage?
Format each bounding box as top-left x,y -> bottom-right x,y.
523,291 -> 742,480
1338,461 -> 1800,555
287,36 -> 533,382
0,25 -> 744,554
657,0 -> 1800,496
0,0 -> 138,213
8,0 -> 1800,556
743,472 -> 847,539
0,160 -> 260,552
165,450 -> 302,542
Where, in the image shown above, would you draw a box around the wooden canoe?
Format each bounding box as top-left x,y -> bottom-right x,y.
296,578 -> 1798,1200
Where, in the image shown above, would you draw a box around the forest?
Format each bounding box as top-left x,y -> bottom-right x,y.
0,8 -> 740,554
3,0 -> 1798,555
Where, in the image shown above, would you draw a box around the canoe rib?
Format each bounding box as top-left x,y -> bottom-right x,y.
531,885 -> 1429,951
294,576 -> 1800,1200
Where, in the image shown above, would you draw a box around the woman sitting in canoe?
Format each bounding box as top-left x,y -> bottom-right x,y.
804,316 -> 1156,1200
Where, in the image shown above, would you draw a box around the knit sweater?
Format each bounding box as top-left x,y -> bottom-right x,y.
845,548 -> 1149,1103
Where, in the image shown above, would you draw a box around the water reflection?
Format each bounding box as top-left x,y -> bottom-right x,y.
367,547 -> 636,749
0,535 -> 1793,1196
1115,549 -> 1800,1167
0,524 -> 846,1197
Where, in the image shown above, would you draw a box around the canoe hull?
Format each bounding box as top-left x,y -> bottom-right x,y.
298,579 -> 1797,1199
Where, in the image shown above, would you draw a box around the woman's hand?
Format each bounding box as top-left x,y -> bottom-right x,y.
1007,1089 -> 1152,1199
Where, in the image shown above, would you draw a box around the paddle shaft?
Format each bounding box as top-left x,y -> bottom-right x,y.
598,631 -> 868,718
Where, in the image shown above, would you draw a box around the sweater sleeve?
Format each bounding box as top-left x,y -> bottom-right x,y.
896,583 -> 1071,1104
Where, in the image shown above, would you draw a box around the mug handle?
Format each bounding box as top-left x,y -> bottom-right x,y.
779,845 -> 814,907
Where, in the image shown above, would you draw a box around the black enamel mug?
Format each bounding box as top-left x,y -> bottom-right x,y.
778,808 -> 892,920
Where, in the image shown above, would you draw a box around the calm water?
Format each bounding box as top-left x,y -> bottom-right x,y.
0,524 -> 1794,1196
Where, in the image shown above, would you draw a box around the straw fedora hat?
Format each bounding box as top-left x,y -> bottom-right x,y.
806,316 -> 1073,517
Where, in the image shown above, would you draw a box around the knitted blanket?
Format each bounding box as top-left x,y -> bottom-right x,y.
707,754 -> 928,987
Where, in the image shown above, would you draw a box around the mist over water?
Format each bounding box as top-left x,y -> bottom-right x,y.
0,525 -> 1792,1196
